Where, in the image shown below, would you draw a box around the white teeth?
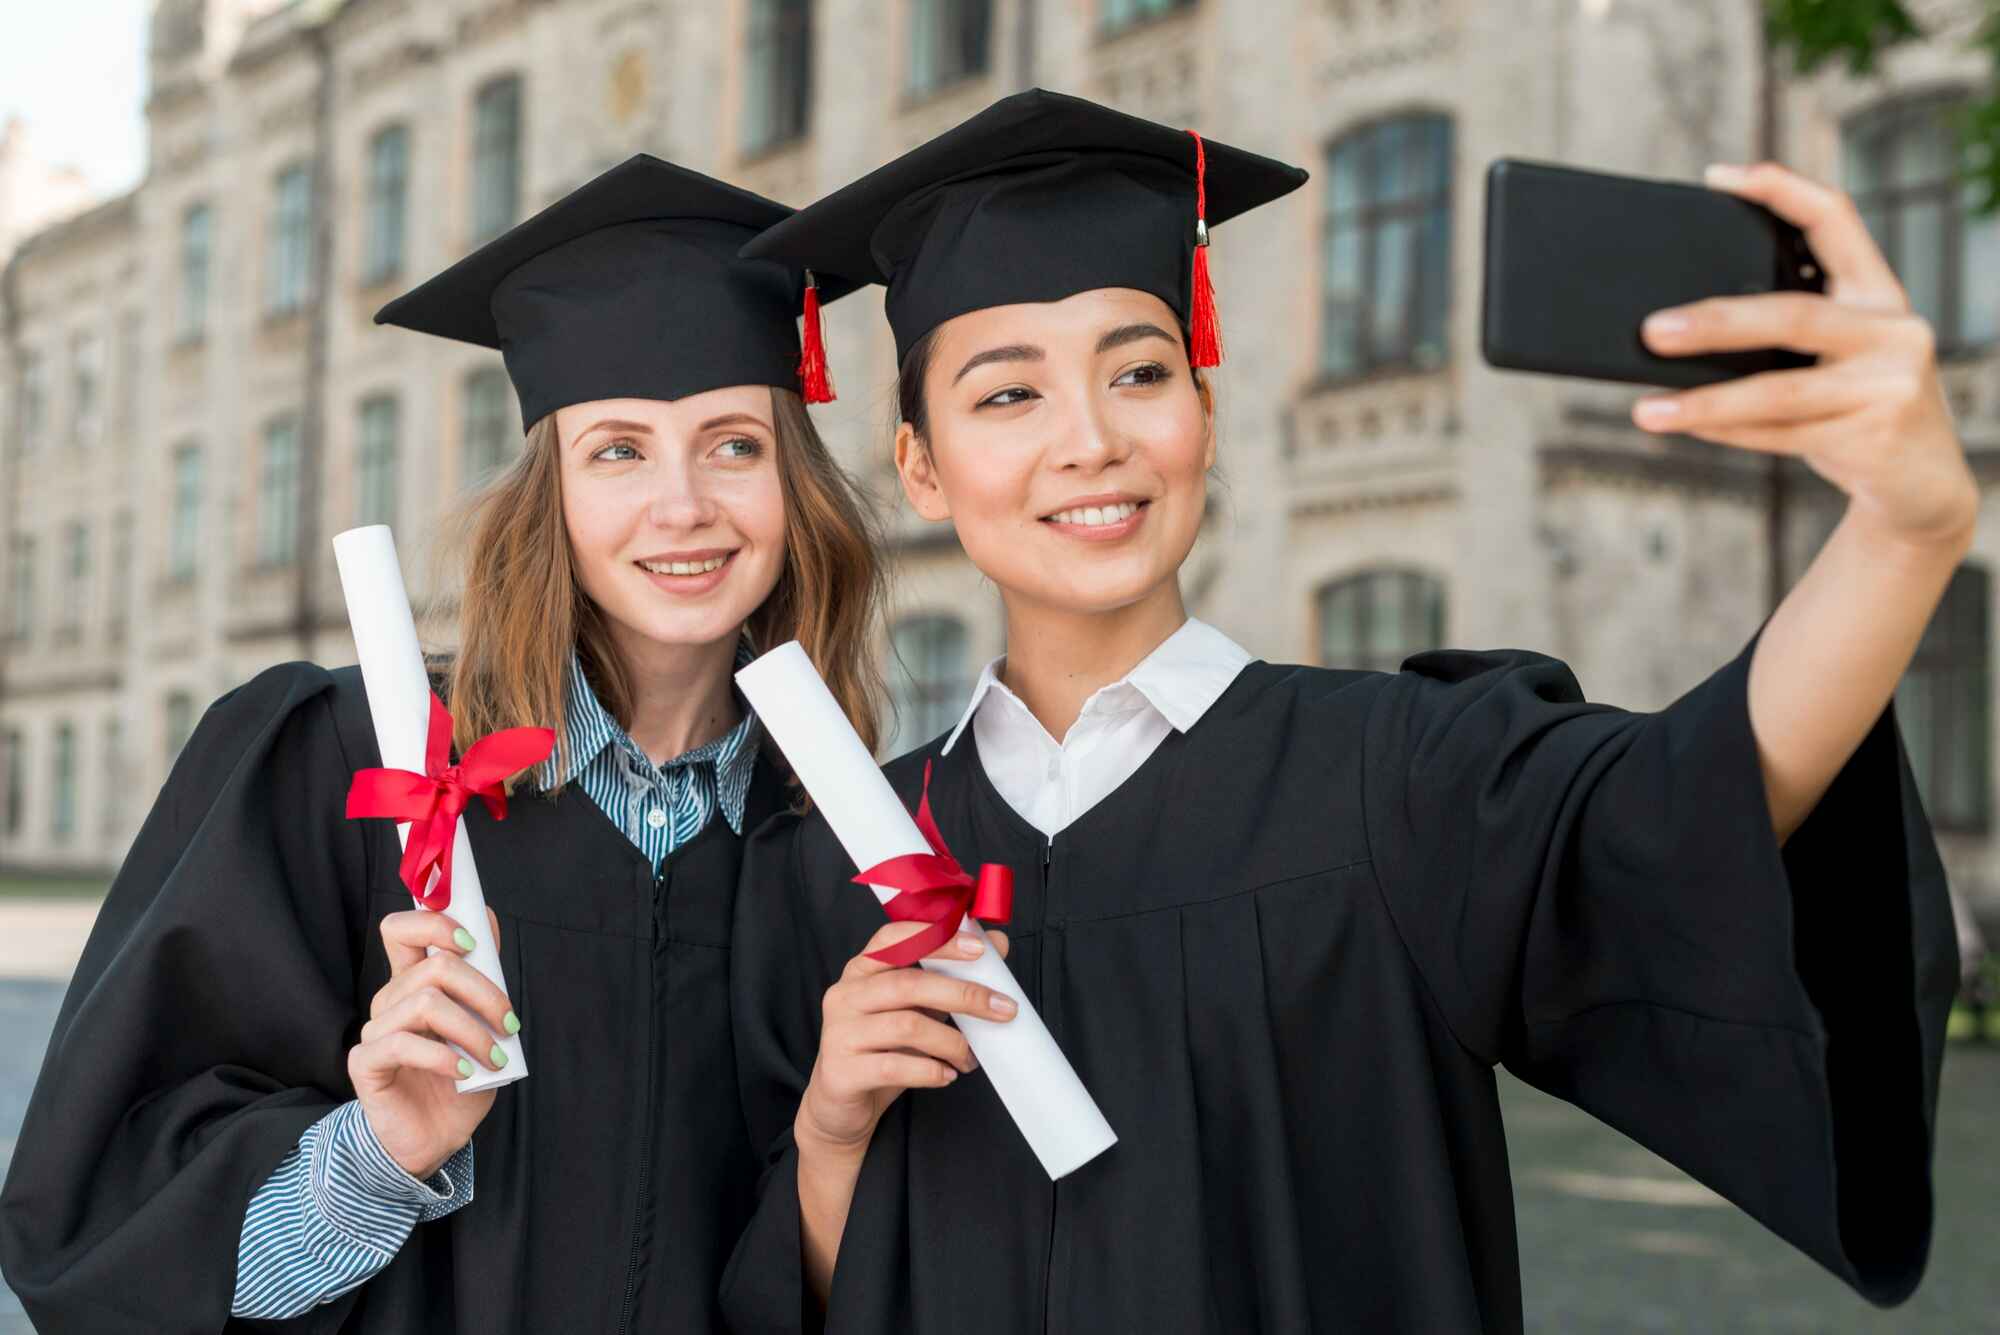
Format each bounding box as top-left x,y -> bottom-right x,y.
639,556 -> 726,575
1047,502 -> 1139,527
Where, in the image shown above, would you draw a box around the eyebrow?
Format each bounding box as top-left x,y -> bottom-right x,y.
952,343 -> 1043,386
696,411 -> 772,433
576,418 -> 654,441
1096,322 -> 1178,354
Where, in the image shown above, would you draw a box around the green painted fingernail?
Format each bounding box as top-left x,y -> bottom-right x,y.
503,1011 -> 521,1035
452,928 -> 476,951
490,1044 -> 508,1069
457,1057 -> 474,1079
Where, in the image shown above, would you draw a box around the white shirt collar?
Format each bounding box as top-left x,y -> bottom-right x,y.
940,617 -> 1253,755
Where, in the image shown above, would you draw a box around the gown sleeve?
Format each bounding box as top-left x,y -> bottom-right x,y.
1361,633 -> 1958,1307
0,663 -> 381,1335
720,809 -> 873,1335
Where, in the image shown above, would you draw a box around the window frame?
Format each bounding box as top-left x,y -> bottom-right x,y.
266,163 -> 315,318
257,415 -> 302,568
886,613 -> 972,756
1317,111 -> 1456,386
363,122 -> 411,286
1314,567 -> 1448,673
906,0 -> 992,100
471,76 -> 524,245
743,0 -> 813,156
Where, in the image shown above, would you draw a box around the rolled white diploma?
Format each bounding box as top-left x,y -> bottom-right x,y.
737,641 -> 1116,1180
333,524 -> 527,1094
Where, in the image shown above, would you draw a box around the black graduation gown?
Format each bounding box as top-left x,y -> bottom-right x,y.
721,636 -> 1957,1333
0,661 -> 779,1334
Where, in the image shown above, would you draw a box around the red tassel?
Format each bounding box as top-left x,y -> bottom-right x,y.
799,270 -> 836,404
1185,129 -> 1222,368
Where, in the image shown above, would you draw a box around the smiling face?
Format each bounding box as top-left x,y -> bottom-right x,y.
556,387 -> 787,665
896,287 -> 1214,618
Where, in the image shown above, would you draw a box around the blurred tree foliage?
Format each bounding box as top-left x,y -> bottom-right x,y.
1764,0 -> 2000,210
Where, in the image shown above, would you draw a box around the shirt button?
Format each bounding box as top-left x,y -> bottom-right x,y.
645,808 -> 668,830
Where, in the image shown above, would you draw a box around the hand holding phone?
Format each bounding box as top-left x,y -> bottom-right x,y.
1481,158 -> 1826,388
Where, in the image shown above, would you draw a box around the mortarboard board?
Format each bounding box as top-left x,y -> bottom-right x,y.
738,88 -> 1309,369
376,153 -> 858,430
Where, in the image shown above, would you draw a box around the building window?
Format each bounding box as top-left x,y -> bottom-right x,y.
1100,0 -> 1195,35
886,614 -> 970,756
267,163 -> 315,316
164,691 -> 195,769
3,729 -> 22,838
1321,114 -> 1453,382
1846,94 -> 2000,354
71,330 -> 103,445
19,349 -> 46,447
908,0 -> 990,97
1896,563 -> 1990,831
6,535 -> 33,642
258,415 -> 302,566
180,203 -> 212,341
118,313 -> 142,427
472,76 -> 523,244
1317,569 -> 1446,672
744,0 -> 812,154
462,367 -> 514,486
101,716 -> 123,840
109,510 -> 132,641
57,521 -> 88,640
356,393 -> 400,528
51,722 -> 76,842
363,123 -> 410,285
169,444 -> 201,581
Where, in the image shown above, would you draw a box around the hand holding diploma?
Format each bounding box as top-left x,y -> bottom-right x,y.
334,525 -> 539,1097
737,641 -> 1117,1181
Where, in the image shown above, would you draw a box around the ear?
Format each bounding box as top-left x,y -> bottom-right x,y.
895,421 -> 952,522
1196,371 -> 1217,471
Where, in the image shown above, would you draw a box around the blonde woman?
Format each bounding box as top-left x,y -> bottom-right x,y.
0,157 -> 883,1334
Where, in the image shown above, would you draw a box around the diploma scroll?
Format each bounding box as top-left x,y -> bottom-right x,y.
334,525 -> 528,1094
738,641 -> 1117,1179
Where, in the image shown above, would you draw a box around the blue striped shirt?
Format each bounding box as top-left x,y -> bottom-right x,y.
232,649 -> 762,1318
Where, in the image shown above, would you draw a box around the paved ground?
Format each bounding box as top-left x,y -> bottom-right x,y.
0,903 -> 1993,1331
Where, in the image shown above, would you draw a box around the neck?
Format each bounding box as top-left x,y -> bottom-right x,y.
604,624 -> 743,766
996,580 -> 1188,743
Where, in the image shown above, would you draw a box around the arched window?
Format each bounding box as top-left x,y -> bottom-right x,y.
1321,114 -> 1453,381
744,0 -> 813,153
1896,562 -> 1991,831
1316,569 -> 1446,672
472,76 -> 524,244
1845,93 -> 2000,353
356,393 -> 401,527
462,367 -> 514,486
363,124 -> 411,284
887,614 -> 970,755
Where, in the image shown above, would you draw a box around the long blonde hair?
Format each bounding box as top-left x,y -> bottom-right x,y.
442,386 -> 886,790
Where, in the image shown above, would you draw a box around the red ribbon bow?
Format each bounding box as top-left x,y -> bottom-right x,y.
345,692 -> 555,912
854,760 -> 1014,967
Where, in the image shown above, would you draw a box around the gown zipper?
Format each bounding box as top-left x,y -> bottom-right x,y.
613,866 -> 666,1335
1040,837 -> 1059,1334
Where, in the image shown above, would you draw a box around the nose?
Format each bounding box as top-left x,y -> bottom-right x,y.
644,456 -> 720,531
1046,390 -> 1134,474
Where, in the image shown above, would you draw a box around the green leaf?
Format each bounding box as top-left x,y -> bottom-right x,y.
1764,0 -> 1922,76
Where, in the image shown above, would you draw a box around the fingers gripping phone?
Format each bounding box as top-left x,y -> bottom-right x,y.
1480,158 -> 1827,388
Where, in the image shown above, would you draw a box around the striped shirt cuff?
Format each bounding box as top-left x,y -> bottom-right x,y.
319,1099 -> 476,1229
231,1101 -> 474,1319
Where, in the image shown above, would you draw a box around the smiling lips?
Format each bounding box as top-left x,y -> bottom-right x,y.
1040,495 -> 1150,541
634,549 -> 736,593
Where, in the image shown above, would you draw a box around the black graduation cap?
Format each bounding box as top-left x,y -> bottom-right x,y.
376,153 -> 857,430
739,88 -> 1308,368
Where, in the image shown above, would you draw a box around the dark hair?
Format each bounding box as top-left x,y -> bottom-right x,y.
894,320 -> 1210,450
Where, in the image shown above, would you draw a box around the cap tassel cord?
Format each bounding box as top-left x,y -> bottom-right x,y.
799,269 -> 836,403
1185,129 -> 1222,368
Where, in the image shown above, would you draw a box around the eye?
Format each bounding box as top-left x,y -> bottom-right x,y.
714,436 -> 762,460
1113,362 -> 1171,388
591,438 -> 641,463
976,386 -> 1039,409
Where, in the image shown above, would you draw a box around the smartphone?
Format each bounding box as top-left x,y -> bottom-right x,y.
1480,158 -> 1826,388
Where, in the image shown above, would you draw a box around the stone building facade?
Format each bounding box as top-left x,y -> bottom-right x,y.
2,0 -> 1996,941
